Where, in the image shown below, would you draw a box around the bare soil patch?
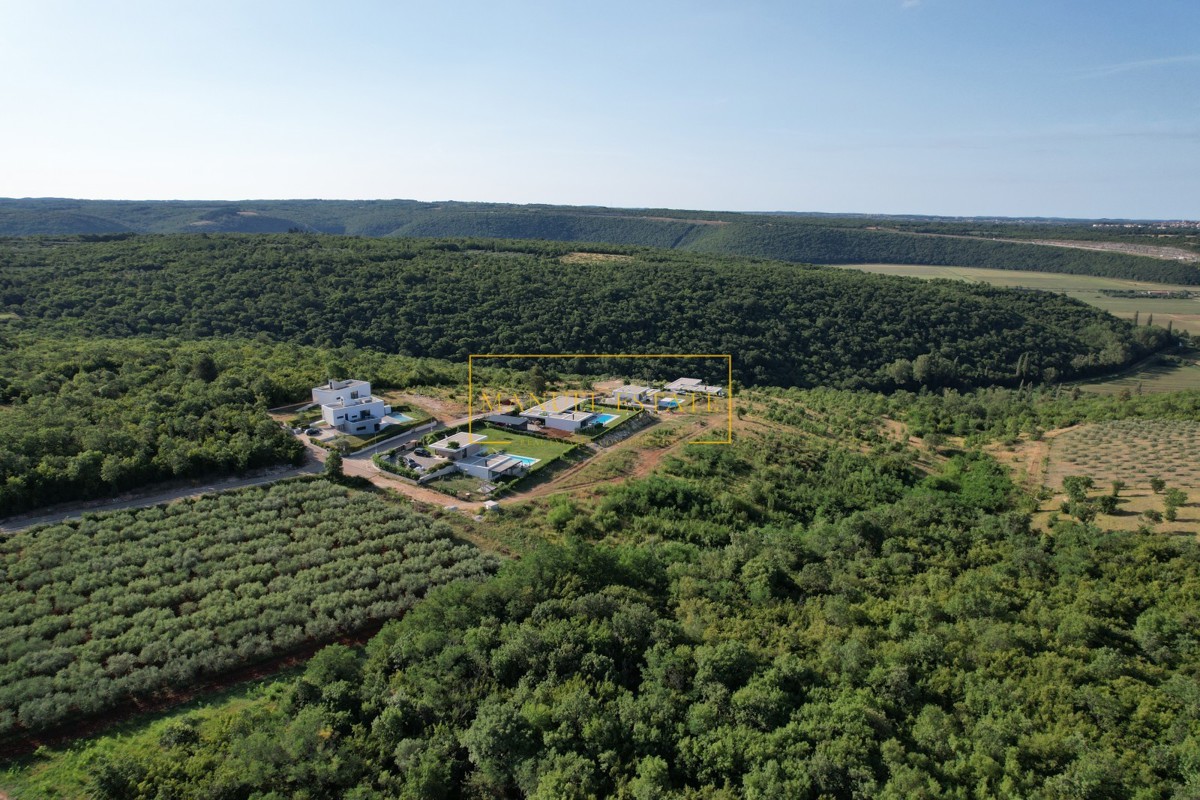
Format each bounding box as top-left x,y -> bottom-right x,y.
560,252 -> 635,264
382,391 -> 468,422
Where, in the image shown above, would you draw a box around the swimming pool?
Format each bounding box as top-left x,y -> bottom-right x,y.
592,413 -> 619,425
383,412 -> 414,425
658,399 -> 680,408
508,454 -> 540,466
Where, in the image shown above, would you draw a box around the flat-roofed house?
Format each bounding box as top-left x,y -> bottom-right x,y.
485,414 -> 530,431
457,451 -> 529,481
429,431 -> 486,461
312,379 -> 392,435
544,410 -> 596,431
664,377 -> 725,397
612,384 -> 654,405
519,395 -> 597,431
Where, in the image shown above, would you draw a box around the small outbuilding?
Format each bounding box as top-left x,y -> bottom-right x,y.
486,414 -> 530,431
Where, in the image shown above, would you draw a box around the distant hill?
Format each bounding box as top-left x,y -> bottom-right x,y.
0,234 -> 1170,391
2,197 -> 1197,284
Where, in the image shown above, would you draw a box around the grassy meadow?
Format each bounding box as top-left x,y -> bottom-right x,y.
1072,350 -> 1200,394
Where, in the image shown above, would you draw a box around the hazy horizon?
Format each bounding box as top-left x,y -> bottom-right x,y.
2,195 -> 1193,224
2,1 -> 1197,219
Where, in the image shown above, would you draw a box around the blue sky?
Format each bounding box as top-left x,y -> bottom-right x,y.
1,1 -> 1197,218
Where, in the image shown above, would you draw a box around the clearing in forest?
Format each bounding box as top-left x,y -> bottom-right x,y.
1038,419 -> 1200,534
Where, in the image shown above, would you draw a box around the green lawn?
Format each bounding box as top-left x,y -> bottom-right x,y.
470,425 -> 575,471
286,408 -> 323,427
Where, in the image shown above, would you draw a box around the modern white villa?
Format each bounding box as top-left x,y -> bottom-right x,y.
426,431 -> 529,482
664,377 -> 726,397
312,379 -> 392,435
519,394 -> 598,432
429,431 -> 486,460
612,384 -> 655,404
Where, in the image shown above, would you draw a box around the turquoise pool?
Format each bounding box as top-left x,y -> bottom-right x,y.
509,454 -> 540,466
592,413 -> 619,425
383,412 -> 414,425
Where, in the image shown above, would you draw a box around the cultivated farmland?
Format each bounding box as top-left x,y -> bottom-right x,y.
828,263 -> 1200,334
1043,419 -> 1200,533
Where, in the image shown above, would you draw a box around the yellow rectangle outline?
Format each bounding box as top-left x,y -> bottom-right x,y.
468,353 -> 733,444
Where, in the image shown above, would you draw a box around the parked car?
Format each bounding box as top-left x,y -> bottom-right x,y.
305,428 -> 320,436
414,447 -> 430,457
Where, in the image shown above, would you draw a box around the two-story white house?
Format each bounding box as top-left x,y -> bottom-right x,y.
312,379 -> 392,435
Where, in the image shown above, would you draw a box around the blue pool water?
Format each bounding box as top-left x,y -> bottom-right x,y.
592,413 -> 619,425
508,454 -> 540,466
658,399 -> 680,408
383,412 -> 414,425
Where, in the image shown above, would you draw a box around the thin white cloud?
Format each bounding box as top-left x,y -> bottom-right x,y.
901,0 -> 921,8
1077,54 -> 1200,79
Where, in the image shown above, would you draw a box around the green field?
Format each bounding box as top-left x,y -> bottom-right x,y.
828,263 -> 1200,334
1072,350 -> 1200,394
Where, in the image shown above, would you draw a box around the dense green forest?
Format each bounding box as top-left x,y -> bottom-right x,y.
1,198 -> 1194,283
0,337 -> 302,516
757,383 -> 1200,445
0,479 -> 497,740
0,337 -> 449,516
0,235 -> 1169,393
685,220 -> 1200,284
0,333 -> 563,515
1,220 -> 1197,797
42,421 -> 1200,799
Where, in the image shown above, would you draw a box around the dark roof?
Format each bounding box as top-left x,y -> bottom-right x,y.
486,414 -> 528,426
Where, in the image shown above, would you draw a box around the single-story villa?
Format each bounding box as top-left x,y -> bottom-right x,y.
429,431 -> 486,460
418,430 -> 530,483
456,451 -> 529,482
664,377 -> 725,397
612,384 -> 654,404
312,379 -> 392,435
520,394 -> 597,432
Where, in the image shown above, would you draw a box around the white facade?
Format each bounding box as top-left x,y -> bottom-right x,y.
613,385 -> 652,403
664,377 -> 725,396
458,452 -> 528,481
429,432 -> 485,461
312,379 -> 392,435
520,394 -> 597,431
543,411 -> 595,431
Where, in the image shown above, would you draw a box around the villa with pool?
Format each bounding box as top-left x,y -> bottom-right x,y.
312,379 -> 393,435
519,394 -> 603,432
